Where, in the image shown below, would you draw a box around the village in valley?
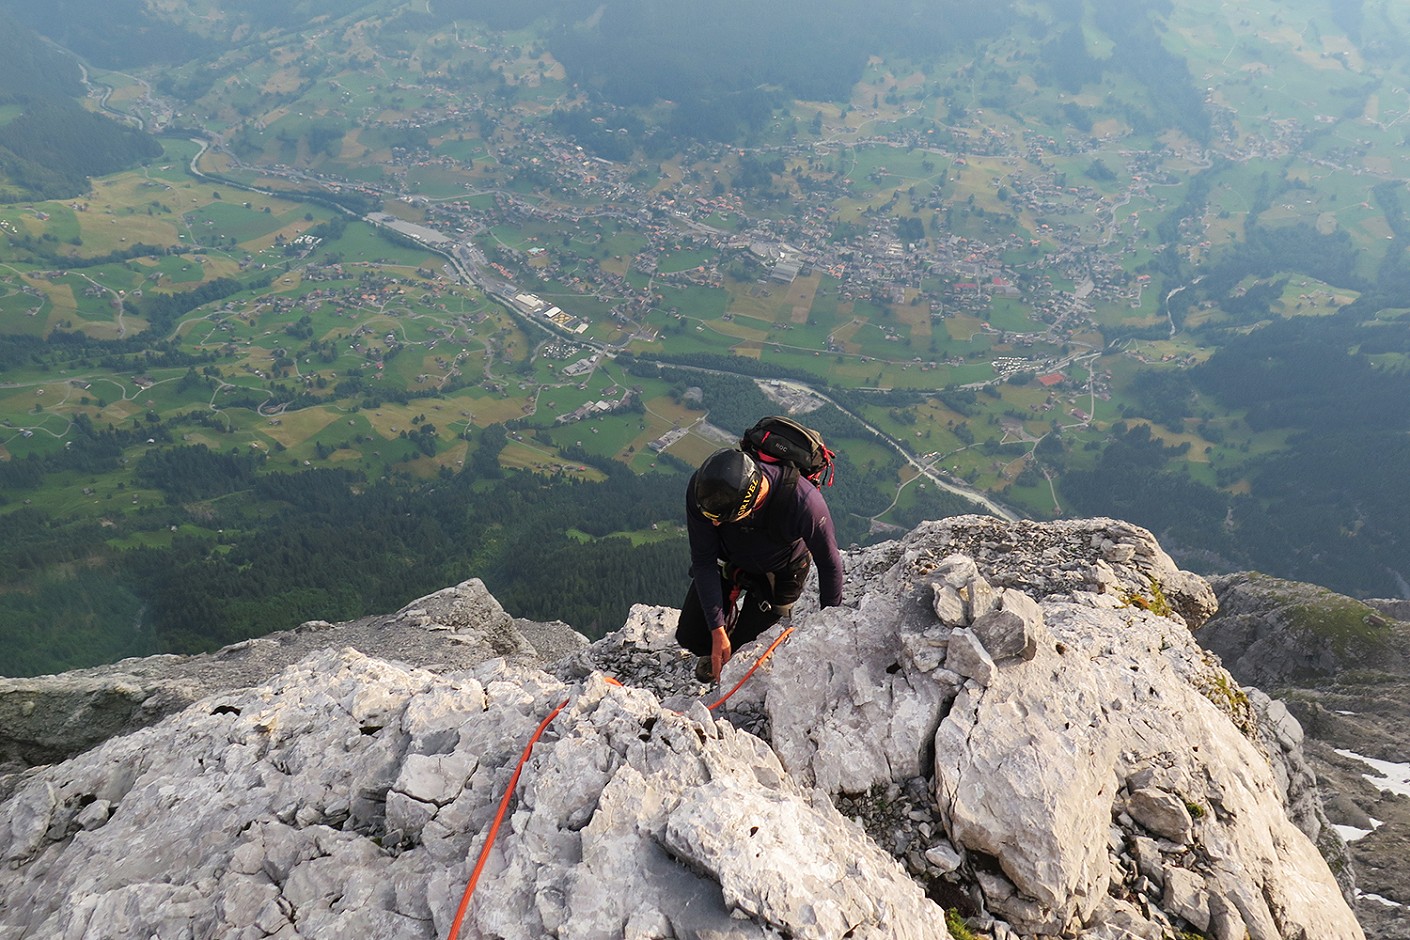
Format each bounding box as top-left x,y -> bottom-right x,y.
0,0 -> 1401,551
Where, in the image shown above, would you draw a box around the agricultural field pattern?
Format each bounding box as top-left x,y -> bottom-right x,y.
3,0 -> 1410,671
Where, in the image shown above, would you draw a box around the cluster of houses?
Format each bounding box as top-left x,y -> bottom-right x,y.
508,290 -> 589,334
211,25 -> 1300,399
554,386 -> 636,426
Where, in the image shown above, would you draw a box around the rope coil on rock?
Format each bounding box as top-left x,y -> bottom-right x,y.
443,631 -> 792,940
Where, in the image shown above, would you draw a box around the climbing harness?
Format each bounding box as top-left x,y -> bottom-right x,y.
442,628 -> 794,940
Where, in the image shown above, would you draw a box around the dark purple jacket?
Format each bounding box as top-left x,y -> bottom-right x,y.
686,461 -> 844,630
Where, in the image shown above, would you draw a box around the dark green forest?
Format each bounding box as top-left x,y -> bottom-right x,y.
0,12 -> 83,100
1059,304 -> 1410,597
119,460 -> 690,650
475,0 -> 1213,145
0,12 -> 164,200
0,0 -> 212,69
1049,142 -> 1410,597
0,372 -> 946,676
414,0 -> 1019,141
2,458 -> 688,677
0,98 -> 163,200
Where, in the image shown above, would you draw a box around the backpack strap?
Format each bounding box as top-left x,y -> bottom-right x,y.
741,464 -> 801,546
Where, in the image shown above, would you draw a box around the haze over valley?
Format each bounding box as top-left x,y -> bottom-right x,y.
2,0 -> 1410,675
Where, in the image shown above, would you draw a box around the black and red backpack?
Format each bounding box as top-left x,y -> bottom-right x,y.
739,415 -> 835,488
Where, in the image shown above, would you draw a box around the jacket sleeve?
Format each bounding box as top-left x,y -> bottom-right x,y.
685,479 -> 727,629
801,486 -> 844,608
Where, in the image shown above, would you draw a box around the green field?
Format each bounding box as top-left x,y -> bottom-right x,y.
7,0 -> 1410,673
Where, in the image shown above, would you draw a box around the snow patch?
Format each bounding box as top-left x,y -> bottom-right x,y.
1332,824 -> 1373,843
1332,816 -> 1382,843
1334,749 -> 1410,798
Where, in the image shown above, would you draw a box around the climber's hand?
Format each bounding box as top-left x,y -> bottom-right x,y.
711,626 -> 732,682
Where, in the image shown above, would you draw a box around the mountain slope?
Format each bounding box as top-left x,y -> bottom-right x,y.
0,12 -> 162,200
1200,573 -> 1410,939
0,517 -> 1365,939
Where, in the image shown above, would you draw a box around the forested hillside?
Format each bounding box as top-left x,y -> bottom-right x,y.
3,456 -> 688,676
0,13 -> 82,99
1059,231 -> 1410,595
0,0 -> 209,69
5,0 -> 1410,675
0,12 -> 162,200
0,99 -> 162,201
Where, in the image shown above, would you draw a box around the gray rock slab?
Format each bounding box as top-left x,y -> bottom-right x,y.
0,579 -> 585,772
944,628 -> 997,685
0,517 -> 1368,940
1127,787 -> 1194,844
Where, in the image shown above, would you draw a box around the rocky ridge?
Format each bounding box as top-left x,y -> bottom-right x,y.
0,516 -> 1366,939
1200,573 -> 1410,939
0,579 -> 586,775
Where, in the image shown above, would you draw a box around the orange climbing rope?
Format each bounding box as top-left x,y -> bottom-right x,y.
706,626 -> 793,711
442,636 -> 791,940
445,697 -> 567,940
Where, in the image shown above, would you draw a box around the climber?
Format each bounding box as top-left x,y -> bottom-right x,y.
678,447 -> 844,682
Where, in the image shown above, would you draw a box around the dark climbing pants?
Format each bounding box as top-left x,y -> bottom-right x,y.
675,557 -> 810,657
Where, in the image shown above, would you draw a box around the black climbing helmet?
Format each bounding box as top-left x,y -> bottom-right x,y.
694,448 -> 763,523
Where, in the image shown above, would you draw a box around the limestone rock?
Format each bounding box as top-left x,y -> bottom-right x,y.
899,623 -> 954,674
945,629 -> 997,685
764,599 -> 955,794
924,841 -> 962,873
933,554 -> 980,590
966,576 -> 1001,623
1200,572 -> 1410,927
1208,892 -> 1251,940
758,519 -> 1361,939
1127,787 -> 1193,844
0,673 -> 201,770
1163,867 -> 1211,932
0,579 -> 584,772
0,650 -> 947,940
933,583 -> 968,627
1086,897 -> 1166,940
968,587 -> 1048,663
841,515 -> 1218,629
1200,573 -> 1407,686
0,518 -> 1367,940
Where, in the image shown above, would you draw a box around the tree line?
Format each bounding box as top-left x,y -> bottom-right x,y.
2,360 -> 966,675
0,97 -> 163,201
1056,302 -> 1410,598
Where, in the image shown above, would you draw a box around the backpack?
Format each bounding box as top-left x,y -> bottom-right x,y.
740,415 -> 835,487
